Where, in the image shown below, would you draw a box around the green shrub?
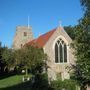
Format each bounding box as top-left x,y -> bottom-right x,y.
51,80 -> 63,90
51,79 -> 77,90
63,79 -> 77,90
31,73 -> 49,90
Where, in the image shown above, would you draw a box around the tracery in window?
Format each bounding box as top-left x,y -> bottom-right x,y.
55,38 -> 67,63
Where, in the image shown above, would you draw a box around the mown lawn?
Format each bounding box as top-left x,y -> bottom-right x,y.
0,74 -> 49,90
0,75 -> 32,90
0,75 -> 23,88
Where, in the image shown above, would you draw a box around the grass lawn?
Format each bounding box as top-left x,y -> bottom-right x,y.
0,74 -> 49,90
0,75 -> 32,90
0,75 -> 23,88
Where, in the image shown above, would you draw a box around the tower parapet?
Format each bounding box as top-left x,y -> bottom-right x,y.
13,26 -> 33,49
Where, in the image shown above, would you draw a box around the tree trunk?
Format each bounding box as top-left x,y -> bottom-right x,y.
25,67 -> 28,76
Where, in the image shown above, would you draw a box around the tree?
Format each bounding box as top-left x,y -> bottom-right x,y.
71,0 -> 90,88
14,46 -> 47,76
0,42 -> 5,74
80,0 -> 90,16
2,47 -> 15,71
80,0 -> 90,32
71,25 -> 90,85
64,26 -> 76,40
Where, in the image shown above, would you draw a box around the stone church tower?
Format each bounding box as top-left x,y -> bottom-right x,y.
13,26 -> 33,49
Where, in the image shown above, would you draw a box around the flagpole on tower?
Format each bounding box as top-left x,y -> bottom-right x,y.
28,16 -> 30,28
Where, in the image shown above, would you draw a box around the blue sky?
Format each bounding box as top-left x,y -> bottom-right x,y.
0,0 -> 83,48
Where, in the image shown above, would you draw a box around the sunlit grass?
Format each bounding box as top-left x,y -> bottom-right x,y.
0,75 -> 23,88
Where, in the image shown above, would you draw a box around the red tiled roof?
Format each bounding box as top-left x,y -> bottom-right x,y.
26,28 -> 56,48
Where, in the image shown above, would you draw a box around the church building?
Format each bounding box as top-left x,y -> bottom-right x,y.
13,25 -> 75,81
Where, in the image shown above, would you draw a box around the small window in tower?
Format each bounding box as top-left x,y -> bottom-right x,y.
24,32 -> 27,36
21,44 -> 23,48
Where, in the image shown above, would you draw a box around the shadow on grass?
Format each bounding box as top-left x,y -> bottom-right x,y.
0,81 -> 32,90
0,80 -> 53,90
0,72 -> 16,80
0,73 -> 53,90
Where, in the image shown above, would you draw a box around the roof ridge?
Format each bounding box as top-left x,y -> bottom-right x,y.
26,28 -> 57,48
38,28 -> 56,38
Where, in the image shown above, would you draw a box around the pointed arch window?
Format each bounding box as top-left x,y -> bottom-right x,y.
55,38 -> 67,63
